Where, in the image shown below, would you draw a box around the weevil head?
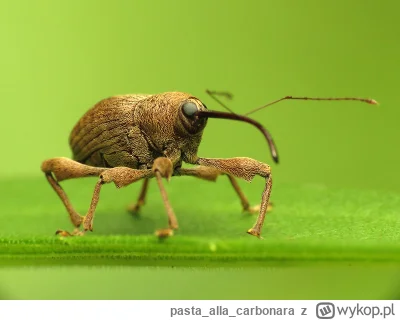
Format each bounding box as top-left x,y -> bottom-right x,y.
134,92 -> 209,162
136,92 -> 208,137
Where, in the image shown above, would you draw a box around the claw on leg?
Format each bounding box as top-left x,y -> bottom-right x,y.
243,204 -> 260,214
155,228 -> 174,239
247,228 -> 263,239
55,229 -> 71,237
127,200 -> 144,216
55,228 -> 85,237
83,216 -> 94,232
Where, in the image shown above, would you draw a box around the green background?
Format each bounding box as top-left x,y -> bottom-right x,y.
0,0 -> 399,300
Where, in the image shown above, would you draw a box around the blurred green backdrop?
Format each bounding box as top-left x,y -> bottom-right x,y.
0,0 -> 399,300
0,0 -> 399,191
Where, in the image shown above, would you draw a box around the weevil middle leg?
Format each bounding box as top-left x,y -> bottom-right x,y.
127,178 -> 150,216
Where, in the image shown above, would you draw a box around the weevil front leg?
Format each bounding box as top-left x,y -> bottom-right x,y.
227,174 -> 273,214
175,166 -> 272,214
41,157 -> 153,235
151,157 -> 179,239
193,157 -> 272,238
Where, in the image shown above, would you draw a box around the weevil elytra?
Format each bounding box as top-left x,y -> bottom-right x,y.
41,91 -> 377,238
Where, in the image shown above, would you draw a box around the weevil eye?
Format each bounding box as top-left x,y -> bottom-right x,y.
182,102 -> 198,117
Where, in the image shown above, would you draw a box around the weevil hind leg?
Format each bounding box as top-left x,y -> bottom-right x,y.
41,157 -> 106,229
175,166 -> 273,215
53,179 -> 104,237
41,157 -> 153,236
127,178 -> 150,217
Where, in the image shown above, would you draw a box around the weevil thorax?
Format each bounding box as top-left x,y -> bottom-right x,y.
133,92 -> 208,162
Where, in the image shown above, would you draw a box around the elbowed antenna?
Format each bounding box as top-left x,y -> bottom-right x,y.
205,90 -> 235,113
195,110 -> 279,163
245,96 -> 378,116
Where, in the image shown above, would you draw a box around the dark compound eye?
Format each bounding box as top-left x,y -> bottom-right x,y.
182,101 -> 198,117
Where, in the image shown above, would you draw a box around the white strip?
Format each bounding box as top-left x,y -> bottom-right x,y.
0,300 -> 397,320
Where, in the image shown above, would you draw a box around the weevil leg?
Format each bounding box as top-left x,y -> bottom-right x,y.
226,174 -> 273,214
192,157 -> 272,238
41,157 -> 153,235
41,157 -> 106,228
174,166 -> 221,181
175,166 -> 272,214
127,178 -> 150,216
79,160 -> 177,239
152,157 -> 179,239
81,167 -> 154,233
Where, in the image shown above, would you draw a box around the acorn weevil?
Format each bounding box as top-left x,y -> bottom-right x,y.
41,91 -> 377,238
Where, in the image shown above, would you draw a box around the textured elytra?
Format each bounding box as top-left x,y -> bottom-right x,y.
70,92 -> 207,169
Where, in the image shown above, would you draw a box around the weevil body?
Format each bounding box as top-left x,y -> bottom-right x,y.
41,91 -> 376,238
70,92 -> 207,171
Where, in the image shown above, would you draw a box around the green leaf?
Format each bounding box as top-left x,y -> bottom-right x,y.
1,177 -> 399,299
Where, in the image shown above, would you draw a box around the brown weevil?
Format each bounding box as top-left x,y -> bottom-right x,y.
41,91 -> 377,238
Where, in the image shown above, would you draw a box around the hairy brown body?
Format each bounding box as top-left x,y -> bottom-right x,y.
41,90 -> 275,239
70,92 -> 205,170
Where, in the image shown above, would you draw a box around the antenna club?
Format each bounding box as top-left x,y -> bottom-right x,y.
368,99 -> 379,105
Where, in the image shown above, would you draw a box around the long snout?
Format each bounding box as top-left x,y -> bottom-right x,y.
195,110 -> 279,163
